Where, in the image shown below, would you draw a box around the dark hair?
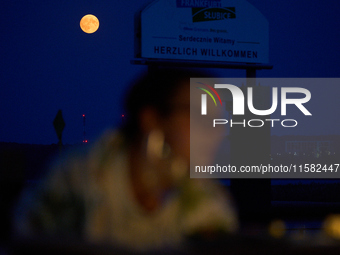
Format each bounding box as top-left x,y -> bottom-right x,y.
122,68 -> 210,142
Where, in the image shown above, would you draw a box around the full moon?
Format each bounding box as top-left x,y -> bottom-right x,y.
80,14 -> 99,34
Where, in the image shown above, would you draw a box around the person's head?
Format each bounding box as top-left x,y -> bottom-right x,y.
122,67 -> 211,163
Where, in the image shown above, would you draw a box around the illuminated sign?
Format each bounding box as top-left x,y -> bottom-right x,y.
139,0 -> 269,64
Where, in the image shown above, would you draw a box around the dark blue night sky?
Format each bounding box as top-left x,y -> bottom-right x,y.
1,0 -> 339,145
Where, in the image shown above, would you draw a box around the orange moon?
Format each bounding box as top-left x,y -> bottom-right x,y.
80,14 -> 99,34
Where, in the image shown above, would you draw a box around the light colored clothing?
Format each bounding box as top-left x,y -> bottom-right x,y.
15,130 -> 238,251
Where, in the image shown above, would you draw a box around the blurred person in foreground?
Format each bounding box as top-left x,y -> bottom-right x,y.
14,68 -> 238,252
